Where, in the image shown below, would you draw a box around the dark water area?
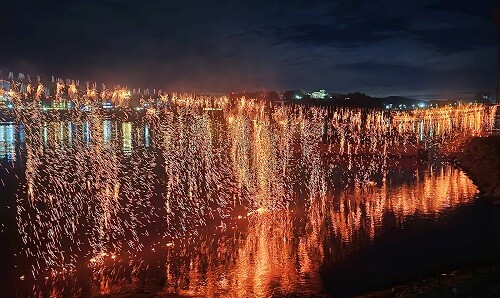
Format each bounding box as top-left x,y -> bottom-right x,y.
0,110 -> 498,297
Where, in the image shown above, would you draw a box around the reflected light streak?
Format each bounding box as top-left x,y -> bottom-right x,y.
3,98 -> 493,297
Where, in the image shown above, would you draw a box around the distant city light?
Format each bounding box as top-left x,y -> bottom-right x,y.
310,89 -> 328,100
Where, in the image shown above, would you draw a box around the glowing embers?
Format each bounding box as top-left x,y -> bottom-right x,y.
121,122 -> 132,155
9,98 -> 494,296
15,116 -> 158,286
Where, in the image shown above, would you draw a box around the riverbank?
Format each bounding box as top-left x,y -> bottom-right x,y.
360,135 -> 500,297
361,262 -> 500,297
448,134 -> 500,199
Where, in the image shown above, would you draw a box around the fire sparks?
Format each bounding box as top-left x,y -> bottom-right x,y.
0,95 -> 496,296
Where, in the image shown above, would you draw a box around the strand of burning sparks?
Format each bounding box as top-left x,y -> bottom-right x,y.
4,96 -> 496,295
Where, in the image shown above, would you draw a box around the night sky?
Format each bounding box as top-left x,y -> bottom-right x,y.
1,0 -> 499,98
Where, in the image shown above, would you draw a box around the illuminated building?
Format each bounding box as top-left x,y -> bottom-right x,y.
310,89 -> 329,100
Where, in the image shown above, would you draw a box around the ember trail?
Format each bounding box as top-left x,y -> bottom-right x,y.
0,74 -> 498,297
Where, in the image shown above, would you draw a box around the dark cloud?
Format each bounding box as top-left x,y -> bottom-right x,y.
0,0 -> 498,97
275,0 -> 496,53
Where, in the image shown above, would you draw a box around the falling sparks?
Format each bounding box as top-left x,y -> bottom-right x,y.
0,94 -> 496,296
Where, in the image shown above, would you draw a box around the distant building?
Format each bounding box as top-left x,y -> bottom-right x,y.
310,89 -> 329,100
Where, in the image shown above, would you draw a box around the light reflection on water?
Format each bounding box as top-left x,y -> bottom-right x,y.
0,109 -> 480,297
80,166 -> 475,297
0,122 -> 16,161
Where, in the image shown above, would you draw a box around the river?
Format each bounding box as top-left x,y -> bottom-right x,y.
0,106 -> 498,297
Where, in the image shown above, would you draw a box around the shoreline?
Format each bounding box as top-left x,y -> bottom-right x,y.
448,134 -> 500,199
360,262 -> 500,297
361,134 -> 500,297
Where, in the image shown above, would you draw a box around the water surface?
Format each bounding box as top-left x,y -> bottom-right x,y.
0,110 -> 497,297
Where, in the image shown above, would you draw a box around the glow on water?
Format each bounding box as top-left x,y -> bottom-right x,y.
0,98 -> 495,296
